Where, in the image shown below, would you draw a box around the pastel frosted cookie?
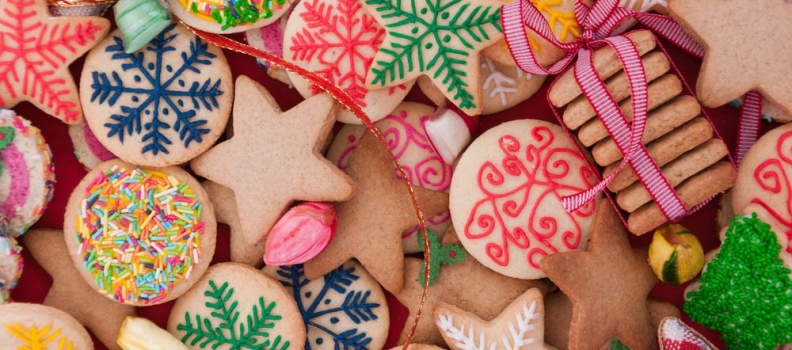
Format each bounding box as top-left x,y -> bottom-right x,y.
263,261 -> 390,349
0,222 -> 22,304
283,0 -> 413,124
325,102 -> 453,253
0,303 -> 93,349
168,263 -> 306,350
246,16 -> 293,87
167,0 -> 294,34
69,122 -> 115,170
419,57 -> 546,115
449,119 -> 599,279
80,23 -> 233,167
63,159 -> 217,306
0,110 -> 55,236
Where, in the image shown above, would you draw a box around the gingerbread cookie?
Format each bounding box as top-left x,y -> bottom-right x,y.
80,23 -> 233,166
69,122 -> 115,170
263,261 -> 390,349
0,110 -> 56,236
325,102 -> 453,253
450,119 -> 599,279
0,0 -> 110,124
201,180 -> 265,267
0,303 -> 94,349
0,221 -> 21,304
167,0 -> 294,34
63,159 -> 217,306
168,263 -> 306,350
191,76 -> 354,246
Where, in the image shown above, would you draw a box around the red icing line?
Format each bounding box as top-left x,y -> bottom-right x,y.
0,143 -> 29,220
82,122 -> 114,161
750,130 -> 792,253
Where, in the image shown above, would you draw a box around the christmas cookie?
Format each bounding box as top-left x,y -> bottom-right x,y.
246,16 -> 293,87
360,0 -> 504,115
449,119 -> 599,280
658,317 -> 718,350
202,181 -> 265,267
325,102 -> 453,253
167,263 -> 306,350
419,57 -> 546,115
63,159 -> 217,306
283,0 -> 414,124
69,122 -> 115,170
167,0 -> 294,34
0,222 -> 21,304
80,23 -> 233,167
0,110 -> 56,236
0,0 -> 110,124
262,261 -> 390,349
0,303 -> 94,349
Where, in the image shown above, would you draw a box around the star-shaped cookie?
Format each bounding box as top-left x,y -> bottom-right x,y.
201,180 -> 266,267
669,0 -> 792,115
0,0 -> 110,124
21,229 -> 135,350
361,0 -> 504,115
191,75 -> 355,244
304,131 -> 449,293
540,200 -> 658,350
435,288 -> 555,350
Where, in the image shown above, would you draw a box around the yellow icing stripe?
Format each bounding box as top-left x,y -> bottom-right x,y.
5,323 -> 78,350
531,0 -> 582,41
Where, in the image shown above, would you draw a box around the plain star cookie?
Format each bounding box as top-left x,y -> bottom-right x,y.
450,119 -> 599,280
63,159 -> 217,306
168,263 -> 306,350
263,261 -> 390,350
167,0 -> 294,34
0,0 -> 110,124
0,303 -> 94,349
190,75 -> 354,245
669,0 -> 792,116
80,23 -> 233,166
201,180 -> 266,267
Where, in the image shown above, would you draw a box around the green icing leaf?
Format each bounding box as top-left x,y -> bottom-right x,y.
176,280 -> 290,350
610,338 -> 631,350
661,249 -> 679,285
684,213 -> 792,350
418,230 -> 467,286
0,127 -> 15,177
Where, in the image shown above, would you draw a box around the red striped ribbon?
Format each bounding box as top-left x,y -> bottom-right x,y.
737,91 -> 762,164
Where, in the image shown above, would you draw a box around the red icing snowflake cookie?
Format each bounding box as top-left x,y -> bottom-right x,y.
283,0 -> 413,124
449,119 -> 599,279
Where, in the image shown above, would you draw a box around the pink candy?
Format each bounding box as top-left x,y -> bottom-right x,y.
264,202 -> 336,266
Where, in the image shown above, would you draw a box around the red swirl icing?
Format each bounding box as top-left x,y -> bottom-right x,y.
465,126 -> 597,268
750,130 -> 792,253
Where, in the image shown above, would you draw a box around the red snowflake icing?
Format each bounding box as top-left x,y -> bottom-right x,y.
0,0 -> 106,123
288,0 -> 391,107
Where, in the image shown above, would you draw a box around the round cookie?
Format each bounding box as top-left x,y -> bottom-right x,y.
0,303 -> 93,349
0,222 -> 22,304
69,122 -> 115,170
283,0 -> 413,124
449,119 -> 599,279
325,102 -> 453,253
245,10 -> 294,87
168,263 -> 306,350
63,159 -> 217,306
167,0 -> 294,34
80,24 -> 233,167
263,261 -> 390,349
419,57 -> 546,115
0,110 -> 55,236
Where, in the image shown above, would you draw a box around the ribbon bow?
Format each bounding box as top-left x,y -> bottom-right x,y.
501,0 -> 710,222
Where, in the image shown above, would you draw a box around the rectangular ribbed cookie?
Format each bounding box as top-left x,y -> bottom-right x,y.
577,74 -> 683,148
626,161 -> 736,235
549,30 -> 657,107
562,52 -> 671,130
592,95 -> 701,166
602,117 -> 713,192
616,138 -> 729,212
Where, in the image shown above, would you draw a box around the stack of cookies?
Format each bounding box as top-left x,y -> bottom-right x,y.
548,30 -> 736,235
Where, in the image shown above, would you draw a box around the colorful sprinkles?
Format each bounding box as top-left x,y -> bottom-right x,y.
74,166 -> 204,305
180,0 -> 288,30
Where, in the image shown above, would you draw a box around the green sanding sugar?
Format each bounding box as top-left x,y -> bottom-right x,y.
684,213 -> 792,349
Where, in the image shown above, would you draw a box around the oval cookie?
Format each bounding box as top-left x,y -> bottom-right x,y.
69,122 -> 115,170
0,110 -> 55,236
0,222 -> 22,304
80,24 -> 233,167
63,159 -> 217,306
167,0 -> 294,34
0,303 -> 93,349
168,263 -> 306,350
263,261 -> 390,349
449,119 -> 599,279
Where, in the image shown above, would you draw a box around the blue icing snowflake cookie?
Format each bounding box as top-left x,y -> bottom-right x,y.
262,261 -> 390,350
80,23 -> 233,167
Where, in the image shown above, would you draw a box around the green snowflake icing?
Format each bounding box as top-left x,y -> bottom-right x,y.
684,213 -> 792,350
365,0 -> 502,111
177,280 -> 291,350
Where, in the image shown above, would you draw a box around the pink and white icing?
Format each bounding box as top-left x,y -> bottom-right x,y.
69,122 -> 114,170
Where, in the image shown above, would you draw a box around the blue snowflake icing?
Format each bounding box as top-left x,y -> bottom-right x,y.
276,264 -> 381,350
88,23 -> 224,155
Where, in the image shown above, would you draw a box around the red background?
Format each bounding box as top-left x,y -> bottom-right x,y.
9,16 -> 767,350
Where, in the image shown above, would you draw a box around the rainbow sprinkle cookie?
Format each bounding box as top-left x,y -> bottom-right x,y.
65,160 -> 216,306
170,0 -> 293,34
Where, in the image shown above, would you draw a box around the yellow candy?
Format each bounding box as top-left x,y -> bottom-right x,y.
648,224 -> 705,284
117,316 -> 187,350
